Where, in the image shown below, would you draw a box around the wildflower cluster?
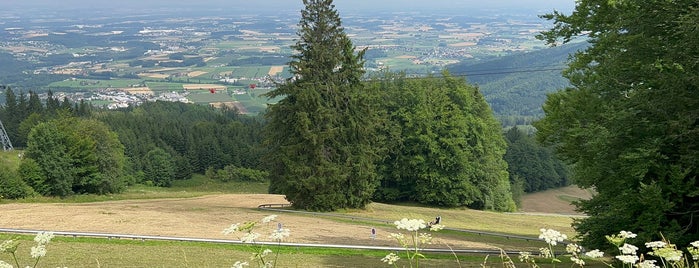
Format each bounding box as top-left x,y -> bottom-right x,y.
515,228 -> 699,268
539,228 -> 567,246
223,215 -> 289,268
383,218 -> 444,268
521,228 -> 571,266
0,231 -> 54,268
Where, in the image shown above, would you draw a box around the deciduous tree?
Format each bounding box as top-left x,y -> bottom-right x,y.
23,117 -> 127,196
536,0 -> 699,249
372,73 -> 516,211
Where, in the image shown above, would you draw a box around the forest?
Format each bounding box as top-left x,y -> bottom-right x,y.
447,41 -> 589,126
0,78 -> 568,209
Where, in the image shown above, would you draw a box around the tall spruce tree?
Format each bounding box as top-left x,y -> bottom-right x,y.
264,0 -> 378,211
536,0 -> 699,249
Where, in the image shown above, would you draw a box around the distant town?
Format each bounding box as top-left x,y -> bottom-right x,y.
1,7 -> 553,112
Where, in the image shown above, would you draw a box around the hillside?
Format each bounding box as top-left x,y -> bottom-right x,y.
519,185 -> 593,215
448,41 -> 589,126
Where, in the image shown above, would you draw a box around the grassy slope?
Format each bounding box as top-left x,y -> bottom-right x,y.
0,150 -> 21,171
4,236 -> 492,268
0,176 -> 583,267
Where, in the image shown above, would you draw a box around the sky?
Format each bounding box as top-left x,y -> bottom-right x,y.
0,0 -> 575,14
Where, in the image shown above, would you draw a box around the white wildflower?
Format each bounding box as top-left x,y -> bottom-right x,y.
645,241 -> 667,249
418,233 -> 432,244
30,245 -> 47,258
566,243 -> 582,254
518,251 -> 532,262
691,241 -> 699,248
381,253 -> 400,265
619,243 -> 638,255
240,232 -> 260,243
261,215 -> 278,224
637,260 -> 659,268
615,254 -> 639,264
429,224 -> 444,231
571,256 -> 585,266
0,260 -> 12,268
0,239 -> 18,253
262,249 -> 273,256
687,245 -> 699,260
33,232 -> 54,245
584,249 -> 604,258
651,247 -> 683,262
269,228 -> 290,241
619,230 -> 637,239
389,233 -> 404,240
261,261 -> 274,268
223,223 -> 240,235
539,247 -> 552,258
394,218 -> 426,231
232,261 -> 249,268
539,228 -> 567,246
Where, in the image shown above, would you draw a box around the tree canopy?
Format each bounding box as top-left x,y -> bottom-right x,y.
23,116 -> 127,196
372,73 -> 516,211
263,0 -> 379,211
536,0 -> 699,249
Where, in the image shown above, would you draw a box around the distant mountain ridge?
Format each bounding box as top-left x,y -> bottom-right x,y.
448,41 -> 589,126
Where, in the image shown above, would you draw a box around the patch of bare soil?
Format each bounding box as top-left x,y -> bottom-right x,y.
0,194 -> 492,249
519,186 -> 593,215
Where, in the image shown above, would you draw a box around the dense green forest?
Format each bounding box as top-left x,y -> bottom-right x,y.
0,88 -> 266,197
0,81 -> 568,208
448,41 -> 588,126
504,126 -> 570,205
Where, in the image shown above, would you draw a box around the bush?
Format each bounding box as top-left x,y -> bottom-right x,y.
18,158 -> 46,195
0,167 -> 34,199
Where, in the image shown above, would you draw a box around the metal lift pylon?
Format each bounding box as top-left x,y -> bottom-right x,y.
0,119 -> 13,151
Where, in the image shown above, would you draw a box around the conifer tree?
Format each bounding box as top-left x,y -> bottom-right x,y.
264,0 -> 379,211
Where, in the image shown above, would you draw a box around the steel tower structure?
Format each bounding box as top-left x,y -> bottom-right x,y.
0,119 -> 12,151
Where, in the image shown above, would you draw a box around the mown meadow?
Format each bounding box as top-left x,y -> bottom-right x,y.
1,171 -> 582,268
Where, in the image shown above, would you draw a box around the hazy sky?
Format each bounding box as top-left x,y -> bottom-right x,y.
1,0 -> 575,14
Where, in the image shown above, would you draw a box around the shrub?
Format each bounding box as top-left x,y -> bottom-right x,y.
0,164 -> 34,199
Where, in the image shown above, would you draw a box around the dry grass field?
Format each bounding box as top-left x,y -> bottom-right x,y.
187,71 -> 208,77
121,87 -> 153,95
183,84 -> 227,90
0,187 -> 586,251
138,73 -> 170,79
0,194 -> 498,249
520,185 -> 593,215
268,66 -> 284,76
0,183 -> 591,267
